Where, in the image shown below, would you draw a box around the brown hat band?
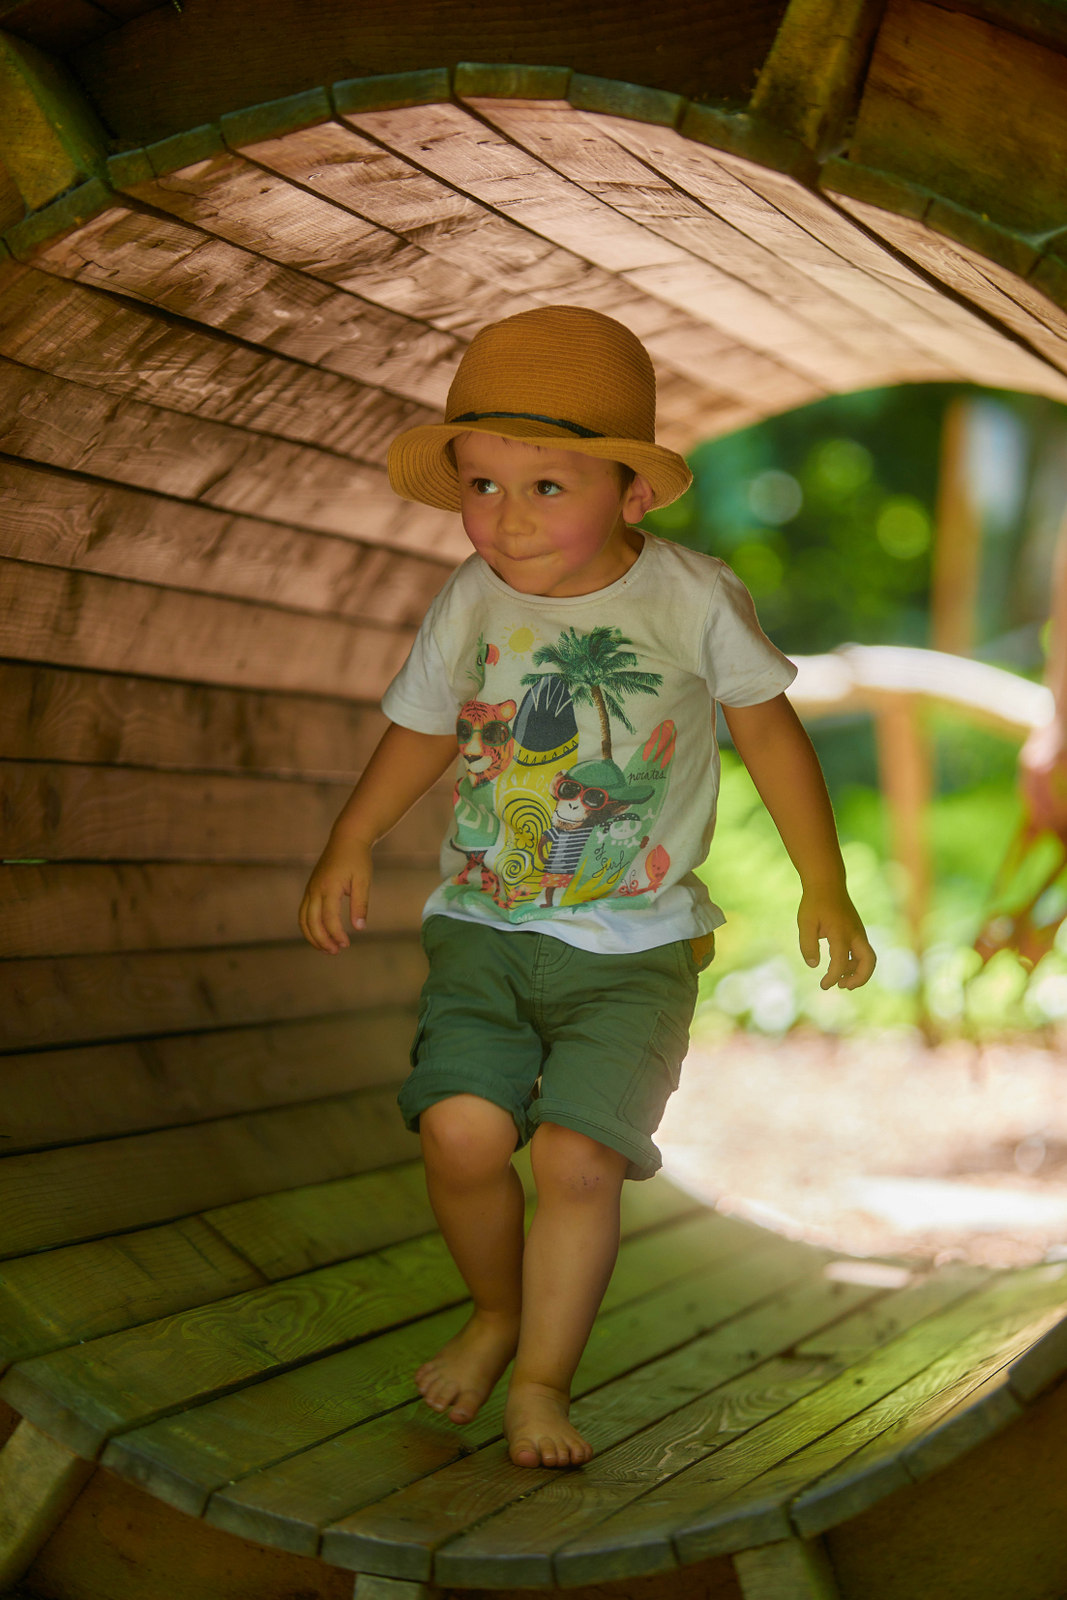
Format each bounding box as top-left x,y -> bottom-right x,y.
452,409 -> 604,439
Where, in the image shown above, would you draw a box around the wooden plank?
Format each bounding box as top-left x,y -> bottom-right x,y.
0,760 -> 447,866
463,96 -> 886,392
0,862 -> 435,958
1,1006 -> 418,1148
0,662 -> 388,777
0,1418 -> 94,1590
322,1255 -> 868,1584
571,110 -> 956,385
851,0 -> 1067,234
0,1084 -> 418,1258
732,1537 -> 839,1600
665,1264 -> 1067,1565
4,1229 -> 469,1459
0,1218 -> 267,1372
25,196 -> 463,405
70,4 -> 785,145
0,560 -> 417,699
0,393 -> 465,567
0,263 -> 440,458
512,1265 -> 993,1582
102,1181 -> 701,1521
0,934 -> 425,1051
116,140 -> 537,337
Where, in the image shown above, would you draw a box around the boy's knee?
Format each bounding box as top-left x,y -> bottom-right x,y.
420,1094 -> 517,1182
531,1121 -> 628,1197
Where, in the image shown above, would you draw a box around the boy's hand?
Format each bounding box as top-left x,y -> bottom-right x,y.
798,886 -> 877,990
299,836 -> 373,954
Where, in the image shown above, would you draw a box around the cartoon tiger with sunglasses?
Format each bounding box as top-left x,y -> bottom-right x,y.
456,698 -> 517,787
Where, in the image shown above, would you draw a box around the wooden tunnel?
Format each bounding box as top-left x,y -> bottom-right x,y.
3,2 -> 1067,1597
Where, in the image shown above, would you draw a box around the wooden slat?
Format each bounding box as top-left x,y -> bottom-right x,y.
0,560 -> 416,698
0,662 -> 388,777
0,453 -> 457,610
25,196 -> 463,404
0,261 -> 441,457
572,107 -> 957,386
503,1266 -> 992,1584
0,862 -> 434,957
319,1250 -> 864,1583
0,760 -> 447,864
0,1084 -> 417,1258
0,1218 -> 268,1372
0,1419 -> 94,1590
463,95 -> 897,391
114,1211 -> 778,1529
0,363 -> 464,555
1,934 -> 424,1051
851,0 -> 1067,235
732,1537 -> 839,1600
116,139 -> 538,336
1,1006 -> 418,1148
4,1230 -> 469,1460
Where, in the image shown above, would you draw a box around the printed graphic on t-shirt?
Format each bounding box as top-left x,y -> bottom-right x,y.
445,623 -> 675,922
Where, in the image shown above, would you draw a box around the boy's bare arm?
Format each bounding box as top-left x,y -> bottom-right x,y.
300,722 -> 457,953
721,694 -> 876,990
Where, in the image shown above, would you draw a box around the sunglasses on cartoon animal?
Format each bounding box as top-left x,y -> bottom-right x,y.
452,434 -> 654,598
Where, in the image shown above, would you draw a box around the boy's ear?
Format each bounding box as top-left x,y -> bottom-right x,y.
623,472 -> 656,523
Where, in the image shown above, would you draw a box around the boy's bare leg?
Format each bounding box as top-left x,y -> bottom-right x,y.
417,1094 -> 526,1424
506,1122 -> 628,1468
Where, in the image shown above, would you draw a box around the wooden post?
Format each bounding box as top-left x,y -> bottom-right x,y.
873,695 -> 932,951
353,1577 -> 440,1600
750,0 -> 888,158
0,1418 -> 94,1588
733,1535 -> 841,1600
931,397 -> 982,659
0,31 -> 110,215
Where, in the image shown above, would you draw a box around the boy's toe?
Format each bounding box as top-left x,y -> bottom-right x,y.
509,1436 -> 542,1468
448,1387 -> 482,1425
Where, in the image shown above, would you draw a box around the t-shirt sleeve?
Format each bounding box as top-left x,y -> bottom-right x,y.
698,562 -> 798,705
381,615 -> 459,735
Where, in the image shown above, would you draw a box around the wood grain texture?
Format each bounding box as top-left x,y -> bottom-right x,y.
1,862 -> 434,957
0,662 -> 388,778
1,1006 -> 418,1148
69,1 -> 788,144
0,760 -> 447,864
0,1417 -> 94,1589
852,0 -> 1067,234
0,560 -> 417,698
0,458 -> 450,625
0,262 -> 439,459
0,934 -> 425,1050
732,1537 -> 839,1600
6,1229 -> 468,1458
0,1217 -> 267,1372
0,1085 -> 418,1258
27,197 -> 464,407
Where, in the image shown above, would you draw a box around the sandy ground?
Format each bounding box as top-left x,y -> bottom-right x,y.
657,1027 -> 1067,1269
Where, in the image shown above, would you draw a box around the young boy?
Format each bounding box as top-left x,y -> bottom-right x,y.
300,306 -> 875,1471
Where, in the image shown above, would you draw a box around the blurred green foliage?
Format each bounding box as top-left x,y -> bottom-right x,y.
645,382 -> 1067,1036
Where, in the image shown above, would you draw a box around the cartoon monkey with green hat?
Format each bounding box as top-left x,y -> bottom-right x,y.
536,759 -> 654,908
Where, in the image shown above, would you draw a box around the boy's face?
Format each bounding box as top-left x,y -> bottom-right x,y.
453,433 -> 654,597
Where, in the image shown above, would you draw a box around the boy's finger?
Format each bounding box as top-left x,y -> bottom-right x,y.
841,936 -> 877,988
820,930 -> 853,990
349,888 -> 368,932
797,912 -> 821,968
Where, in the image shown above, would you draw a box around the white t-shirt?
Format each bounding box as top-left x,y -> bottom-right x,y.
382,532 -> 797,954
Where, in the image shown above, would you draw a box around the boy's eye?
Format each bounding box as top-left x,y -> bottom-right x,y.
470,477 -> 498,495
535,480 -> 562,496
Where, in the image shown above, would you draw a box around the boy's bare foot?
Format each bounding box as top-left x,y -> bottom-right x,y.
415,1310 -> 519,1425
505,1381 -> 593,1468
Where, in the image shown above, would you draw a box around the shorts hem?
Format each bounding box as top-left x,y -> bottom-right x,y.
529,1099 -> 662,1182
397,1075 -> 531,1144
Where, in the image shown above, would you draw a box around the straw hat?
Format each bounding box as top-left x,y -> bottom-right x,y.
387,306 -> 693,512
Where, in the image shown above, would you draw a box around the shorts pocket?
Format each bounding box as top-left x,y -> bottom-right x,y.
409,997 -> 434,1068
616,1009 -> 688,1134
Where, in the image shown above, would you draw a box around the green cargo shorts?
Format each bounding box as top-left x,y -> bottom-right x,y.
397,915 -> 712,1181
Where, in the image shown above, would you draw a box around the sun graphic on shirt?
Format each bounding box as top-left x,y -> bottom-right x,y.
504,625 -> 536,660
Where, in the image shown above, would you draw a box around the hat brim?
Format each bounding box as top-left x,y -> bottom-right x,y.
387,418 -> 693,513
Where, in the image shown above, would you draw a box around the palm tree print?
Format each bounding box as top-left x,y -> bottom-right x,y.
521,627 -> 662,762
